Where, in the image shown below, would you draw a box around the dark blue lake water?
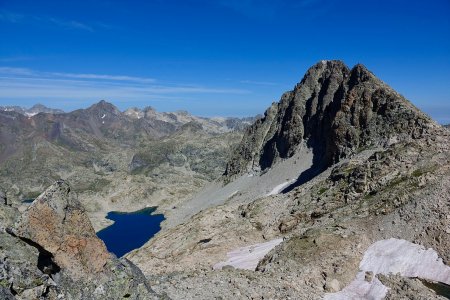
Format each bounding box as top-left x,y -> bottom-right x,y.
96,207 -> 165,257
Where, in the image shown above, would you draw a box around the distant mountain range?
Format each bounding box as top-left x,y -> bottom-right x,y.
0,101 -> 257,133
0,100 -> 256,232
0,103 -> 65,117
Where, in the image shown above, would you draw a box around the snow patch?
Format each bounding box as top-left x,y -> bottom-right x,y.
228,190 -> 239,199
101,114 -> 106,119
213,238 -> 283,270
325,238 -> 450,300
25,112 -> 38,117
266,180 -> 294,196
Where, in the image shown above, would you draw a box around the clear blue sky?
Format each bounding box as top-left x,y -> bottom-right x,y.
0,0 -> 449,122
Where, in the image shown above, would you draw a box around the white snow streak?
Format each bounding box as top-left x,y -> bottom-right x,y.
266,180 -> 294,196
213,238 -> 283,270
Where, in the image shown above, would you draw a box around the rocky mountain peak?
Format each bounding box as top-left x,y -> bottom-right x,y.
29,103 -> 49,111
87,100 -> 121,115
224,60 -> 435,180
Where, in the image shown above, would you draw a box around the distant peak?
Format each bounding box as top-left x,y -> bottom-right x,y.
175,110 -> 190,116
143,106 -> 156,112
30,103 -> 46,109
88,100 -> 120,114
92,100 -> 114,107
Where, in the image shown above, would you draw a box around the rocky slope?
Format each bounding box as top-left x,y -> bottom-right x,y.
0,101 -> 249,230
128,61 -> 450,299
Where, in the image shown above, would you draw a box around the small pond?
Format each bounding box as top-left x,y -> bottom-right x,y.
96,207 -> 165,257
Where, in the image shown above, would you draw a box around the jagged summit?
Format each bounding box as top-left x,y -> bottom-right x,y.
224,60 -> 435,180
86,99 -> 121,115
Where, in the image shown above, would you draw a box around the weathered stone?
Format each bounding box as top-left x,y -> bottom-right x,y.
324,278 -> 340,292
11,180 -> 110,277
1,180 -> 159,299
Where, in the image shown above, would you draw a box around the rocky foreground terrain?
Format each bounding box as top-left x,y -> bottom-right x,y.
1,60 -> 450,299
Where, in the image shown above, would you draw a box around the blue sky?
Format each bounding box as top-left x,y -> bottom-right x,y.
0,0 -> 449,122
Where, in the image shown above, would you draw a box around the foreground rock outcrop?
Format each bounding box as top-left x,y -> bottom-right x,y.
1,180 -> 159,299
11,181 -> 109,277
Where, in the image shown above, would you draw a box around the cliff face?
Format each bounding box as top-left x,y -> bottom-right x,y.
224,60 -> 435,180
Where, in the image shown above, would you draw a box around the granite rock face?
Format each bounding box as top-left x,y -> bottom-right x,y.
224,60 -> 435,180
1,180 -> 160,299
11,180 -> 110,277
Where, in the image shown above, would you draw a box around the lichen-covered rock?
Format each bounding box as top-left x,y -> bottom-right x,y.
11,180 -> 109,277
1,180 -> 160,299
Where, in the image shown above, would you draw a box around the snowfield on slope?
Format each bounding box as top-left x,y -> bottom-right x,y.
325,238 -> 450,300
213,238 -> 283,270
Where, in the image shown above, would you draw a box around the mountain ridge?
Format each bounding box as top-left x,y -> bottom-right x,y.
0,100 -> 251,232
127,60 -> 450,299
224,60 -> 435,181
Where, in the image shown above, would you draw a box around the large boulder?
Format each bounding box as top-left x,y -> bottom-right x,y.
11,180 -> 109,277
2,180 -> 159,299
